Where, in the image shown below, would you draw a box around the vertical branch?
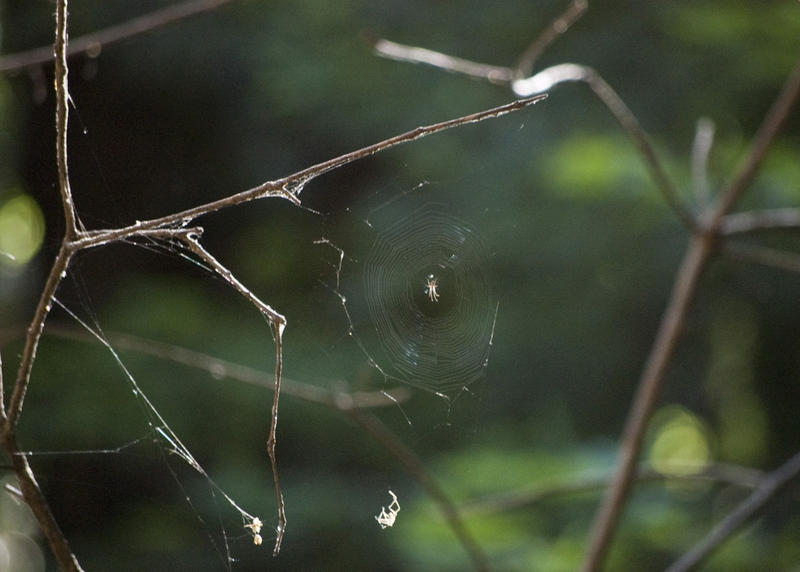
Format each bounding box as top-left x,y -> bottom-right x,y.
181,235 -> 287,555
666,450 -> 800,572
580,236 -> 713,572
514,0 -> 587,78
54,0 -> 79,237
0,3 -> 84,569
581,56 -> 800,572
267,320 -> 287,556
0,348 -> 5,421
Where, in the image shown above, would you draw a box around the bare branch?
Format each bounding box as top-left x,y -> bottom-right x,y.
666,450 -> 800,572
581,236 -> 714,572
582,56 -> 800,572
0,0 -> 240,74
2,438 -> 83,571
54,0 -> 78,237
0,5 -> 85,567
721,242 -> 800,274
370,38 -> 696,230
67,94 -> 547,248
708,59 -> 800,231
690,117 -> 715,206
367,35 -> 514,85
42,326 -> 412,409
464,463 -> 763,516
5,199 -> 73,426
515,0 -> 588,78
180,234 -> 287,555
722,208 -> 800,235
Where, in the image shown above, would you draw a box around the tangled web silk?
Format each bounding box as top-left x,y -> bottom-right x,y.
363,204 -> 496,393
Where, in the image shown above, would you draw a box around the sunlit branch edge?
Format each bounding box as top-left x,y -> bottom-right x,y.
1,1 -> 549,564
583,57 -> 800,572
368,10 -> 800,571
369,37 -> 696,231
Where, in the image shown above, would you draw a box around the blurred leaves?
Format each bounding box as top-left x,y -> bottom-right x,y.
1,0 -> 800,570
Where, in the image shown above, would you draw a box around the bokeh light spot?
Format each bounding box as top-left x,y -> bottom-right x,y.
0,193 -> 45,267
649,406 -> 713,476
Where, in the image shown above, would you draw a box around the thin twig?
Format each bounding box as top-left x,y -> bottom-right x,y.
67,94 -> 547,249
463,463 -> 763,516
5,196 -> 74,427
370,40 -> 696,230
53,0 -> 78,237
722,208 -> 800,235
690,117 -> 715,207
180,235 -> 287,555
666,450 -> 800,572
3,1 -> 553,565
582,56 -> 800,572
3,437 -> 83,571
0,347 -> 5,421
514,0 -> 588,78
0,0 -> 240,74
721,242 -> 800,274
40,326 -> 412,409
342,404 -> 491,572
368,35 -> 513,84
708,59 -> 800,232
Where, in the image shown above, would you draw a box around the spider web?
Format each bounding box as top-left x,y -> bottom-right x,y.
297,153 -> 517,433
362,202 -> 498,394
2,8 -> 542,565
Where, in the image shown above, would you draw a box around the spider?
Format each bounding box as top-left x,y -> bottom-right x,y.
245,516 -> 263,546
375,490 -> 401,529
425,274 -> 440,302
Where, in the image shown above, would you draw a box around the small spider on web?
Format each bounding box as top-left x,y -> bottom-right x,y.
375,490 -> 401,529
425,274 -> 440,302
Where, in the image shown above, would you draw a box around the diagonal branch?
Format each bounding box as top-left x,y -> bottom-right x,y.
369,38 -> 696,230
581,56 -> 800,572
180,234 -> 287,556
1,5 -> 84,571
514,0 -> 588,78
666,450 -> 800,572
722,208 -> 800,235
67,94 -> 547,249
0,0 -> 240,74
708,59 -> 800,231
463,463 -> 763,516
721,242 -> 800,274
368,35 -> 514,84
40,327 -> 412,409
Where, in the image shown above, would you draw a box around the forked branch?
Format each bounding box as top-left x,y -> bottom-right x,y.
181,235 -> 288,555
369,5 -> 800,569
583,56 -> 800,572
2,0 -> 551,565
369,18 -> 696,230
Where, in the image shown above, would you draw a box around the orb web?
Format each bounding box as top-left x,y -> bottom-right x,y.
363,204 -> 496,393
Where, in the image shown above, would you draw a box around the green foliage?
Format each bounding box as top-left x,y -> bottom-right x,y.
2,0 -> 799,570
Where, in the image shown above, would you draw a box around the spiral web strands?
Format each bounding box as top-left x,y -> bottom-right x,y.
363,204 -> 496,394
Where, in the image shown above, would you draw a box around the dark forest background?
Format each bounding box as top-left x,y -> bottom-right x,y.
1,1 -> 800,570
